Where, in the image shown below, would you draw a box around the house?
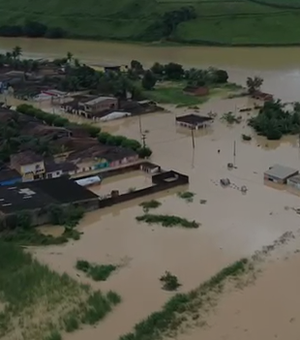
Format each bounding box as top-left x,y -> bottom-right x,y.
0,177 -> 100,228
89,63 -> 128,73
252,91 -> 273,102
183,86 -> 210,97
264,164 -> 298,184
0,168 -> 22,186
61,95 -> 118,119
10,151 -> 45,182
176,114 -> 213,130
45,161 -> 78,179
103,147 -> 139,168
287,174 -> 300,190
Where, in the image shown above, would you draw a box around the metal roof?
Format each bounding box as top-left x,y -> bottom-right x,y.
264,164 -> 298,180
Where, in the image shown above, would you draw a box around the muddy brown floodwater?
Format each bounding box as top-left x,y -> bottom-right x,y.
7,37 -> 300,340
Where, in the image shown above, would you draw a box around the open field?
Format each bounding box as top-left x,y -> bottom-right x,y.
0,242 -> 121,340
2,0 -> 300,44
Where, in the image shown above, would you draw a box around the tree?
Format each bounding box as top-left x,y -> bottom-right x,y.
246,76 -> 263,94
142,70 -> 157,90
130,60 -> 144,74
214,69 -> 228,83
66,51 -> 73,63
164,62 -> 184,80
12,46 -> 22,60
137,147 -> 152,158
23,20 -> 47,37
151,62 -> 164,77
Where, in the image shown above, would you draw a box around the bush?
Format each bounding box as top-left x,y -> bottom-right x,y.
137,147 -> 152,158
139,200 -> 161,212
177,191 -> 195,202
76,260 -> 117,281
48,204 -> 84,228
241,134 -> 252,141
160,271 -> 181,291
107,291 -> 122,305
136,214 -> 200,229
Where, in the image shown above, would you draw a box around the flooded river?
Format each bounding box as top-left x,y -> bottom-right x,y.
1,37 -> 300,101
8,37 -> 300,340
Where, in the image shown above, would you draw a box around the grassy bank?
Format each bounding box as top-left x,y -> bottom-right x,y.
1,0 -> 300,45
0,242 -> 121,340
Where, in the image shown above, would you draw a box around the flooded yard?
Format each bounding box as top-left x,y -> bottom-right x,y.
89,171 -> 153,196
30,94 -> 300,340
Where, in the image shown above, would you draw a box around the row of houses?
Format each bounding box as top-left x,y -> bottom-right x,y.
60,94 -> 160,122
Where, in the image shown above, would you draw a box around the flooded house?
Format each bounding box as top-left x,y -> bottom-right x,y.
264,164 -> 298,184
176,114 -> 213,129
61,95 -> 118,120
252,91 -> 274,102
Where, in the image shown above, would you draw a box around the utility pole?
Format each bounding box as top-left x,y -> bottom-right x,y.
233,140 -> 236,166
142,133 -> 146,148
138,113 -> 142,135
191,128 -> 195,150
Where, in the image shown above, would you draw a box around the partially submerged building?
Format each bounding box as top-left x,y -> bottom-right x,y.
176,114 -> 213,129
0,177 -> 100,227
287,174 -> 300,190
264,164 -> 298,184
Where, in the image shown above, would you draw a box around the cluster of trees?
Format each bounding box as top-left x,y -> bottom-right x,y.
0,21 -> 65,38
17,104 -> 152,158
0,46 -> 40,72
98,132 -> 152,158
248,101 -> 300,140
140,6 -> 196,41
140,61 -> 229,90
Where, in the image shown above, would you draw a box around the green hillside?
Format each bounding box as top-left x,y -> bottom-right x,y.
1,0 -> 300,44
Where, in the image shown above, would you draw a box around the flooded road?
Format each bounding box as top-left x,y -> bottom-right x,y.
10,37 -> 300,340
1,37 -> 300,101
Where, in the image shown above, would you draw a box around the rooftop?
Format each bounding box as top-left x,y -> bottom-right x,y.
84,96 -> 115,106
10,151 -> 43,166
0,177 -> 99,214
45,161 -> 78,173
264,164 -> 298,180
176,114 -> 213,125
0,168 -> 21,182
288,174 -> 300,184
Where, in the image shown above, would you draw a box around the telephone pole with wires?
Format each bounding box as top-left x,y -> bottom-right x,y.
142,133 -> 146,148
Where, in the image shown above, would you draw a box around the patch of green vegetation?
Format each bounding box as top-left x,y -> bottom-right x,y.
1,0 -> 300,45
76,260 -> 117,281
199,199 -> 207,205
143,87 -> 208,106
0,242 -> 121,340
160,271 -> 181,291
136,214 -> 200,229
249,100 -> 300,140
242,134 -> 252,141
177,191 -> 195,203
119,258 -> 250,340
139,200 -> 161,212
107,290 -> 122,305
221,112 -> 242,124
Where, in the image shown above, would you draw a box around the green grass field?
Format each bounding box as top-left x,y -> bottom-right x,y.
1,0 -> 300,44
0,242 -> 121,340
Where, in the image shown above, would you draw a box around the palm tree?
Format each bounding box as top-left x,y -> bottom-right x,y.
246,76 -> 263,95
12,46 -> 22,60
66,51 -> 73,63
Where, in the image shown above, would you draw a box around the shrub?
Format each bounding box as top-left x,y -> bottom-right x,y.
139,200 -> 161,212
177,191 -> 195,202
160,271 -> 181,291
242,134 -> 252,141
137,147 -> 152,158
136,214 -> 200,229
76,260 -> 117,281
107,291 -> 122,305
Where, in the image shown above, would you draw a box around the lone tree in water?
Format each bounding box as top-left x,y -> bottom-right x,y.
12,46 -> 22,60
66,51 -> 73,63
246,76 -> 263,94
142,70 -> 157,90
